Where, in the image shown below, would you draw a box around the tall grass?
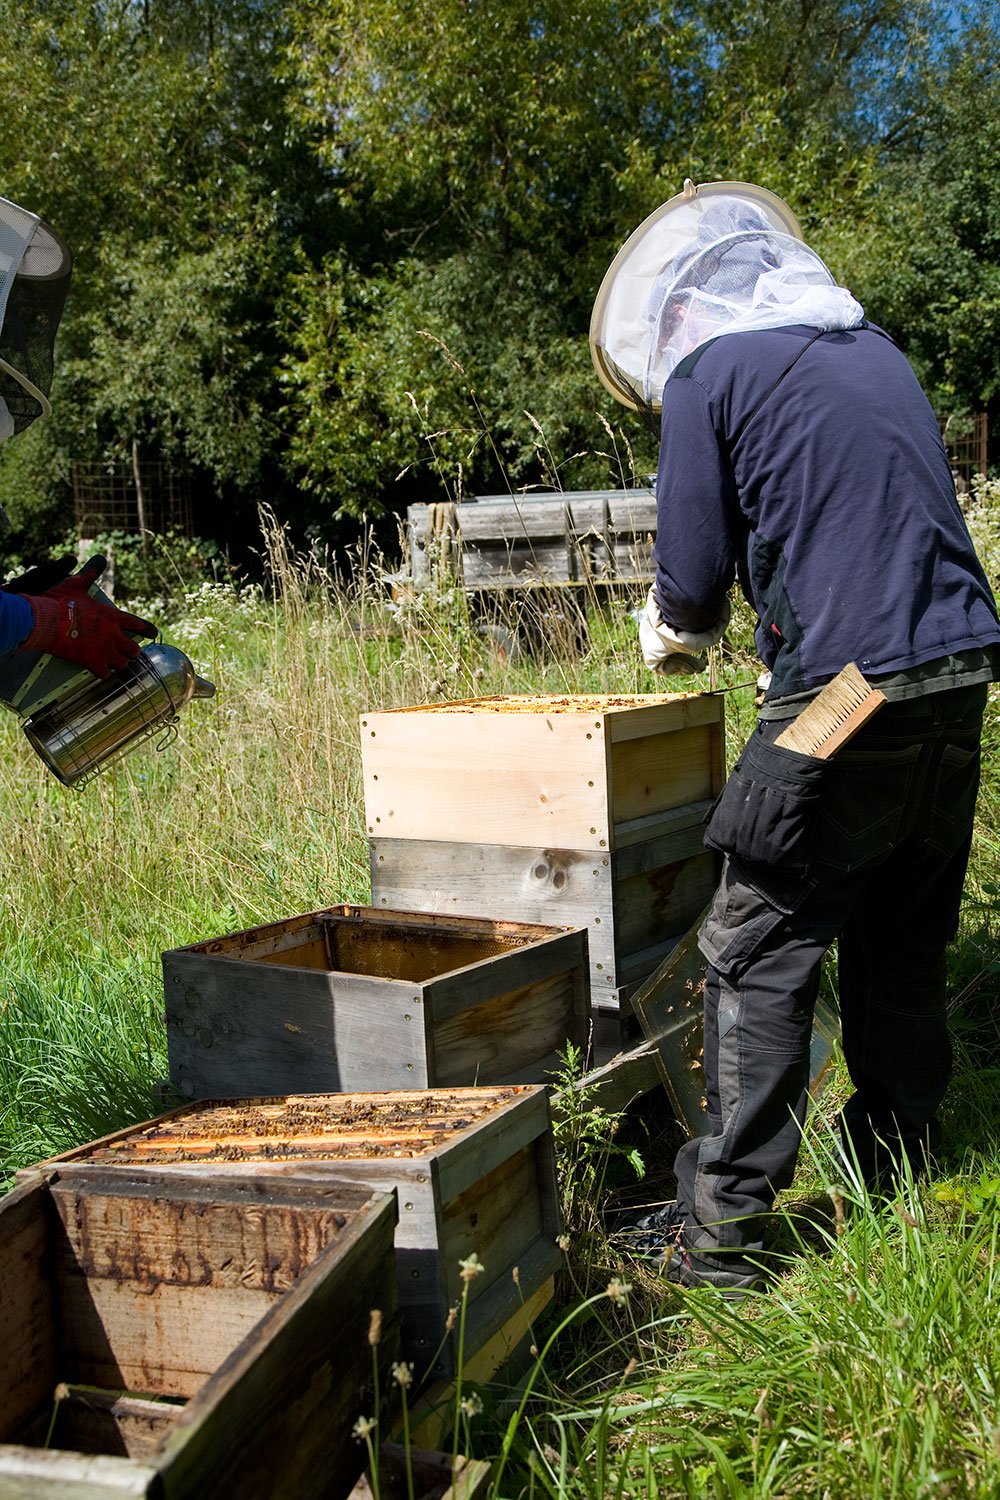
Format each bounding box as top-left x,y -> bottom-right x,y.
0,515 -> 684,1175
492,1092 -> 1000,1497
2,501 -> 1000,1498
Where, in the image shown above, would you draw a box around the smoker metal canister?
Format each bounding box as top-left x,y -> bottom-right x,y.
22,641 -> 215,787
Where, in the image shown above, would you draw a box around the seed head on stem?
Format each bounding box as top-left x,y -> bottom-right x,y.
459,1252 -> 485,1283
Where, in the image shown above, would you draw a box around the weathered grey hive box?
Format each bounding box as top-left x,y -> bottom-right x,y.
406,489 -> 657,591
43,1085 -> 562,1382
164,904 -> 589,1101
363,693 -> 724,1017
0,1168 -> 398,1499
350,1443 -> 491,1500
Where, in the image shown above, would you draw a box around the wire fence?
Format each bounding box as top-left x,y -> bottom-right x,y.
940,412 -> 989,487
72,460 -> 193,538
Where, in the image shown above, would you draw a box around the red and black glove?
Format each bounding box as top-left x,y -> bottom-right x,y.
19,556 -> 156,678
2,554 -> 77,595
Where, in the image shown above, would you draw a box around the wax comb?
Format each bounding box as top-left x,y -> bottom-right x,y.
774,662 -> 885,759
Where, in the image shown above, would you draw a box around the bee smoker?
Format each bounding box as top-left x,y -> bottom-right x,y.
19,641 -> 216,787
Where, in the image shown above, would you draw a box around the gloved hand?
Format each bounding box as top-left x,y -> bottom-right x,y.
3,554 -> 77,595
638,586 -> 729,675
19,556 -> 156,677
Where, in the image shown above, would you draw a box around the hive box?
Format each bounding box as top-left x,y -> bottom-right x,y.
363,694 -> 724,1017
406,489 -> 657,591
0,1168 -> 398,1500
42,1085 -> 562,1382
351,1445 -> 491,1500
164,904 -> 589,1101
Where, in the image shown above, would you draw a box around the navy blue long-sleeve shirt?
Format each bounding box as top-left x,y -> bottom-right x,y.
654,323 -> 1000,700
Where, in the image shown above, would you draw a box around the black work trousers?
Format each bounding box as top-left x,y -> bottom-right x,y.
673,683 -> 987,1272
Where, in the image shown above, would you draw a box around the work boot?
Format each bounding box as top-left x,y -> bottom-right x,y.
614,1201 -> 768,1295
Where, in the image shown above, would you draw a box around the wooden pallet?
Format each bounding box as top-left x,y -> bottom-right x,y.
407,489 -> 657,593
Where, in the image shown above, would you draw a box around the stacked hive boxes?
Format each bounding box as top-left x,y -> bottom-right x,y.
362,693 -> 724,1042
35,1086 -> 561,1384
3,689 -> 726,1493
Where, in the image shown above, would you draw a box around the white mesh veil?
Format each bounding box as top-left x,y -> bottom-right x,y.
591,181 -> 863,413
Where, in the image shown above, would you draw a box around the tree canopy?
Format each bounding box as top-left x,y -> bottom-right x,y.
0,0 -> 994,550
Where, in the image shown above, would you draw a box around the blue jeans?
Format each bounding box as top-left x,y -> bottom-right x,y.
673,684 -> 986,1271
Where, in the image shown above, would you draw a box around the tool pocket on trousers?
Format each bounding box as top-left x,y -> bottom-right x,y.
926,741 -> 981,858
698,856 -> 801,976
704,728 -> 827,879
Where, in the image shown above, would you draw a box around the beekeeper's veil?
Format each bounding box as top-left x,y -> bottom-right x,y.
0,196 -> 72,442
591,180 -> 863,413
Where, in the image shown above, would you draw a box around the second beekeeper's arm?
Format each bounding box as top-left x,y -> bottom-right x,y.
641,373 -> 738,674
1,556 -> 155,675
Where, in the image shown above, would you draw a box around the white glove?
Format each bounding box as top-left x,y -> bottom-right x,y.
638,586 -> 729,675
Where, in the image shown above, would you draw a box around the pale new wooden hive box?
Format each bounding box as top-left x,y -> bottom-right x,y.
42,1086 -> 562,1382
0,1168 -> 398,1500
361,692 -> 724,851
164,904 -> 589,1101
363,694 -> 725,1016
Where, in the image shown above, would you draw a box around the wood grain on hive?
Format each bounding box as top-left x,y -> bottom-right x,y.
0,1169 -> 398,1499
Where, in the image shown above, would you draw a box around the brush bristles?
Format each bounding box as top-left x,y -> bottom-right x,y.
775,663 -> 885,759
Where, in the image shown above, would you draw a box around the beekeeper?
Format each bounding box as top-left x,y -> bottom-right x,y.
591,181 -> 1000,1291
0,195 -> 152,675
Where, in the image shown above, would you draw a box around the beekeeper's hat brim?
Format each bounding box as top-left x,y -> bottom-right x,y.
590,180 -> 803,413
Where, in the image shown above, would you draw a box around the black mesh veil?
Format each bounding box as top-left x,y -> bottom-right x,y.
0,197 -> 72,437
